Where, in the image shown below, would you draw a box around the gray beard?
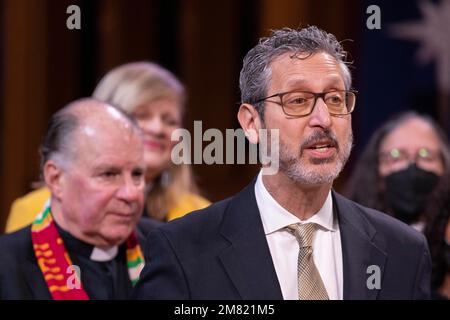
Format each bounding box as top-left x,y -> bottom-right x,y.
279,131 -> 353,186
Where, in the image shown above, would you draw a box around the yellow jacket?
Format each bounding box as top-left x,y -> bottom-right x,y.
6,187 -> 210,233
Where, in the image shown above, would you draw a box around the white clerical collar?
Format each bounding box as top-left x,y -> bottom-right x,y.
255,171 -> 337,235
90,246 -> 119,262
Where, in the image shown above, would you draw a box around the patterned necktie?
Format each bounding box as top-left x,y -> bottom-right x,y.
286,223 -> 329,300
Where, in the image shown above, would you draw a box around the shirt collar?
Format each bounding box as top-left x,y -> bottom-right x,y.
255,171 -> 337,235
55,221 -> 119,262
90,246 -> 119,262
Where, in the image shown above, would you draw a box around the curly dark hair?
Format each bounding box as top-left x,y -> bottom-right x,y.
425,197 -> 450,291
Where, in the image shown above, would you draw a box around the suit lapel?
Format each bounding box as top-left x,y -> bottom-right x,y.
218,181 -> 283,300
216,182 -> 388,300
333,192 -> 387,300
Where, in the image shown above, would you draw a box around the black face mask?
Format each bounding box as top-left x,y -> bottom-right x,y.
384,164 -> 439,223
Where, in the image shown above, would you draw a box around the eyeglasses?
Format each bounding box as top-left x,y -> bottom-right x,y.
379,147 -> 442,168
255,90 -> 357,117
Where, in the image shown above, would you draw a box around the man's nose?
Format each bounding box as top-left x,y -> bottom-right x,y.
308,97 -> 332,128
116,176 -> 143,202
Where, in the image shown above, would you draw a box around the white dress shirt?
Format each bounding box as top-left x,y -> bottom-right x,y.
254,171 -> 343,300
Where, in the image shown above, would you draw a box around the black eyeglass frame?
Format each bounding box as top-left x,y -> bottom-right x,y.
254,89 -> 358,118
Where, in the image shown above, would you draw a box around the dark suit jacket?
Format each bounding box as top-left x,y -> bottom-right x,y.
133,180 -> 431,300
0,217 -> 161,299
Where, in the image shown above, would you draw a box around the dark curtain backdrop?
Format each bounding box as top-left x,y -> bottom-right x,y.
2,0 -> 446,232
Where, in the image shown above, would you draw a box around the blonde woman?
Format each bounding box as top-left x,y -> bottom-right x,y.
6,62 -> 209,232
93,62 -> 209,221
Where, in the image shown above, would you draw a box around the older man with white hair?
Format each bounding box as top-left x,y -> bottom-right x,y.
0,98 -> 160,299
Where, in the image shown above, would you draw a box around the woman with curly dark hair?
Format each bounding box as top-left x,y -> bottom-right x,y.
346,111 -> 450,299
346,112 -> 450,229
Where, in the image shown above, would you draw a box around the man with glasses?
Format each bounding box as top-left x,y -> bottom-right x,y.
134,26 -> 431,300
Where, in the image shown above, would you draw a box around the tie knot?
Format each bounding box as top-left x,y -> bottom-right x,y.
287,223 -> 317,247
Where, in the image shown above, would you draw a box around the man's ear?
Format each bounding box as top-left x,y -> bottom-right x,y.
237,103 -> 262,144
43,160 -> 65,200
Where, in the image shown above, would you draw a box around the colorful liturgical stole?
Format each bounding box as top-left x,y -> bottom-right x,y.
31,205 -> 145,299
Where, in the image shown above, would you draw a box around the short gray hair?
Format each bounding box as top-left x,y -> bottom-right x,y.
39,98 -> 139,175
39,107 -> 79,174
239,26 -> 352,118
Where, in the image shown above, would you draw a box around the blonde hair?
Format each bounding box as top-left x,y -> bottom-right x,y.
93,61 -> 198,221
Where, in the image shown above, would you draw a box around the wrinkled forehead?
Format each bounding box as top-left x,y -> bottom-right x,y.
269,50 -> 340,67
82,104 -> 140,133
267,51 -> 346,89
71,118 -> 144,164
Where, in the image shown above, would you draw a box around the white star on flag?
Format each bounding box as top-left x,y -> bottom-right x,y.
390,0 -> 450,92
